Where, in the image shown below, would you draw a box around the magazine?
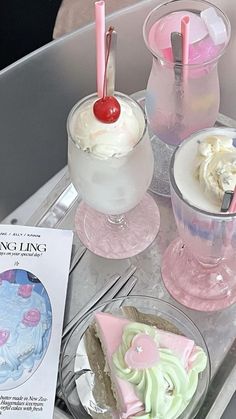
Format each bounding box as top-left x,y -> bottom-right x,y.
0,224 -> 73,418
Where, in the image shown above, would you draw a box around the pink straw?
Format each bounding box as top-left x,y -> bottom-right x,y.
181,16 -> 190,86
95,1 -> 106,98
228,186 -> 236,213
181,16 -> 190,65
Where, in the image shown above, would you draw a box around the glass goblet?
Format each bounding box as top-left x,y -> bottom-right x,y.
67,92 -> 160,259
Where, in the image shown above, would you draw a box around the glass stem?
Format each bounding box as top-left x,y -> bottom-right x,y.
107,214 -> 126,228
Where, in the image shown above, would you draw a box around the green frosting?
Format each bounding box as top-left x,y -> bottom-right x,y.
112,322 -> 207,419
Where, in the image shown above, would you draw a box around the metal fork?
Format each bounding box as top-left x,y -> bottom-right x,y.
69,244 -> 86,274
62,264 -> 137,339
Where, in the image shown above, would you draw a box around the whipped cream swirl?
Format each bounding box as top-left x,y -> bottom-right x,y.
113,322 -> 207,419
71,96 -> 144,159
195,135 -> 236,205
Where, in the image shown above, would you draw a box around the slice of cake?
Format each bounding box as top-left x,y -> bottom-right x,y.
95,312 -> 207,419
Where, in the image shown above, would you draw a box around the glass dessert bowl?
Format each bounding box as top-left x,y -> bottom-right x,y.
59,296 -> 210,419
68,92 -> 160,259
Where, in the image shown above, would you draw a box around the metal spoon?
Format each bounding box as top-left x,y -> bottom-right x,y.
106,27 -> 117,96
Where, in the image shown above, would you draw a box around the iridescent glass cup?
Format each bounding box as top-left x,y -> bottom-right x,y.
162,128 -> 236,312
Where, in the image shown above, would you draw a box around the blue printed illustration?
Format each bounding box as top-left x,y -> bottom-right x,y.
0,269 -> 52,390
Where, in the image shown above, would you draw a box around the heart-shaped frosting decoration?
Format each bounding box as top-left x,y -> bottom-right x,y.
124,333 -> 159,370
22,309 -> 41,327
0,330 -> 10,346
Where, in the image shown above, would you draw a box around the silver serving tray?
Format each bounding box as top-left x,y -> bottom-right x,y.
28,92 -> 236,419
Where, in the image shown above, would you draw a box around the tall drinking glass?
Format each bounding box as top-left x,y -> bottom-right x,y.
161,128 -> 236,312
68,92 -> 160,259
143,0 -> 231,196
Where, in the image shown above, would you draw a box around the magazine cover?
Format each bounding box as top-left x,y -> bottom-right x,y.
0,224 -> 73,418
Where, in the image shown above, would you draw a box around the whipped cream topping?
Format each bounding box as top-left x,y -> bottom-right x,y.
70,96 -> 145,159
195,135 -> 236,205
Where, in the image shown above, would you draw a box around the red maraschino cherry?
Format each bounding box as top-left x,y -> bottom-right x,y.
93,95 -> 121,123
93,26 -> 121,124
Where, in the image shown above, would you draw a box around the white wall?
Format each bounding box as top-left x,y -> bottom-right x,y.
211,0 -> 236,119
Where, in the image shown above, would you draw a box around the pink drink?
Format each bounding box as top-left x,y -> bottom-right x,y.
143,0 -> 231,147
161,128 -> 236,311
146,59 -> 220,146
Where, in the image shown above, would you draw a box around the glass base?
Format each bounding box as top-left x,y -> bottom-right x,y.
161,237 -> 236,312
74,193 -> 160,259
149,135 -> 175,197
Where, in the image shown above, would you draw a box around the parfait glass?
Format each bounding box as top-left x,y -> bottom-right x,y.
161,128 -> 236,312
67,92 -> 160,259
143,0 -> 231,196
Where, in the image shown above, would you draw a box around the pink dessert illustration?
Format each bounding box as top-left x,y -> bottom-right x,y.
0,269 -> 52,390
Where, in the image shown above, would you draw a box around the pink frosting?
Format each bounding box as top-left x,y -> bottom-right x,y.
156,329 -> 194,368
125,333 -> 160,369
22,309 -> 41,327
0,330 -> 10,346
95,312 -> 143,417
18,284 -> 33,298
